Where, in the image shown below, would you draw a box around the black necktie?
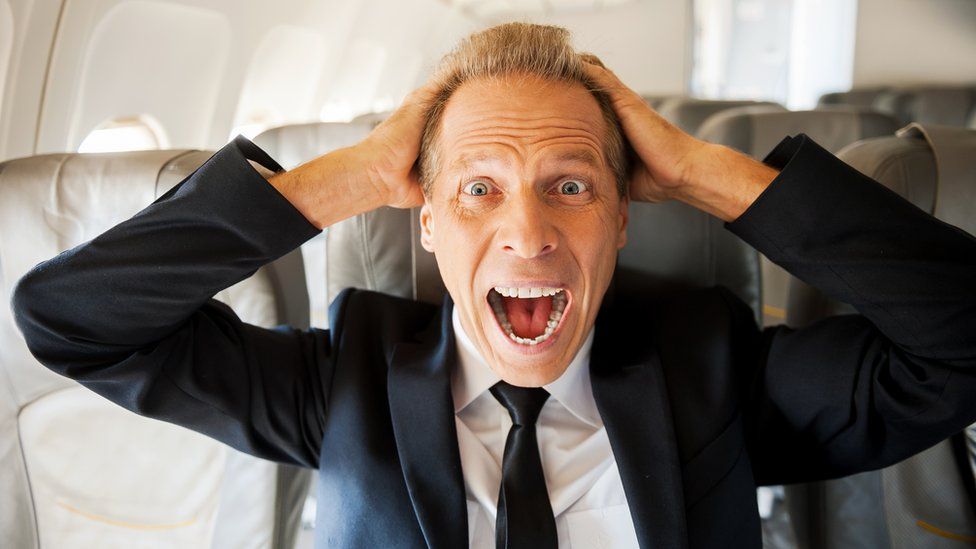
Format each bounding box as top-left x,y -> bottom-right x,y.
489,381 -> 558,549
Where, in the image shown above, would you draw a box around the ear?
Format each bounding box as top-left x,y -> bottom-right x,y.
616,195 -> 629,249
420,203 -> 435,253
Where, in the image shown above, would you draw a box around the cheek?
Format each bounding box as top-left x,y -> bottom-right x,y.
430,208 -> 489,293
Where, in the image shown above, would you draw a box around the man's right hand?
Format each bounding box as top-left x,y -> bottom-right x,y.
268,81 -> 438,229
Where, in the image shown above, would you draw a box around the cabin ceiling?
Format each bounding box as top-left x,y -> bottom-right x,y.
445,0 -> 638,19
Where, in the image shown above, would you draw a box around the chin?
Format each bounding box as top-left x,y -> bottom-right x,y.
479,283 -> 580,387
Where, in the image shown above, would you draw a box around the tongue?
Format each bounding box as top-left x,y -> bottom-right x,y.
503,296 -> 553,339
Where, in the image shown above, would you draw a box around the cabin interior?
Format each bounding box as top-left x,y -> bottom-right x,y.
2,0 -> 976,547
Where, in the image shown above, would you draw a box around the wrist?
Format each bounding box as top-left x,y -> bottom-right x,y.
672,144 -> 777,222
269,147 -> 388,230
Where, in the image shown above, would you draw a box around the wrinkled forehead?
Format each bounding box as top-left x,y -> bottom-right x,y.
436,76 -> 610,174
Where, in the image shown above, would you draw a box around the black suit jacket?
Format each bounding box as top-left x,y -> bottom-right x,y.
12,135 -> 976,548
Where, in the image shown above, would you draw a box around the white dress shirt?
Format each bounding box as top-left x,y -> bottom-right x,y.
451,308 -> 640,548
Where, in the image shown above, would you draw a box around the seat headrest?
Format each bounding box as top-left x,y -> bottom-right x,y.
0,150 -> 213,406
697,107 -> 901,157
641,94 -> 680,111
788,124 -> 976,326
875,86 -> 976,127
817,87 -> 890,109
324,201 -> 762,322
351,111 -> 392,128
892,124 -> 976,236
656,98 -> 785,135
253,122 -> 373,170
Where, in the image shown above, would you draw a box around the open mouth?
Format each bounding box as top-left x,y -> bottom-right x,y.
487,286 -> 569,346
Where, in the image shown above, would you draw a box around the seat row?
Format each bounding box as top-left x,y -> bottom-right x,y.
1,102 -> 974,547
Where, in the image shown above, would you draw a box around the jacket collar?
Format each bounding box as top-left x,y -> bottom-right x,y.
388,297 -> 468,549
589,282 -> 689,549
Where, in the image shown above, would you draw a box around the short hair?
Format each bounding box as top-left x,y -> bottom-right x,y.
419,23 -> 630,197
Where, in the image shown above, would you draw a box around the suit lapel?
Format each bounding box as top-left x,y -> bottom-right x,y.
590,291 -> 689,549
387,298 -> 468,549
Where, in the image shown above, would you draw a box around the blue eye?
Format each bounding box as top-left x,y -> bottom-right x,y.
463,181 -> 491,196
559,180 -> 587,195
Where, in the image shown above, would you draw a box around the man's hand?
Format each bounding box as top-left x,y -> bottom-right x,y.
583,61 -> 778,222
268,81 -> 438,229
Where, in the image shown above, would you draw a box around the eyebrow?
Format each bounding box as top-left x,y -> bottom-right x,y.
550,149 -> 603,169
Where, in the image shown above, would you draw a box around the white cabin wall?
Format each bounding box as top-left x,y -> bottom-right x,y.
316,0 -> 478,121
852,0 -> 976,86
519,0 -> 692,95
0,0 -> 64,161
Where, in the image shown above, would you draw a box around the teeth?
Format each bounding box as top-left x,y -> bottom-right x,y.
488,286 -> 569,346
493,286 -> 564,298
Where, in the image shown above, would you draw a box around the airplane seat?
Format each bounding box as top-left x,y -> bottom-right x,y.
785,124 -> 976,549
874,85 -> 976,127
253,121 -> 374,330
656,98 -> 785,135
0,150 -> 311,549
641,94 -> 681,110
695,106 -> 902,326
320,184 -> 764,325
350,111 -> 392,128
816,87 -> 890,109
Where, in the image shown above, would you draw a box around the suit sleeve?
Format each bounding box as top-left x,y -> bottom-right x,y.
11,136 -> 332,468
722,135 -> 976,485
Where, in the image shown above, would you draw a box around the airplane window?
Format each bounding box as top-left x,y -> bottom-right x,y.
77,116 -> 167,153
692,0 -> 857,109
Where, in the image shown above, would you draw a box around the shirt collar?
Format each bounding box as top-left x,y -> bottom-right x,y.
451,306 -> 601,427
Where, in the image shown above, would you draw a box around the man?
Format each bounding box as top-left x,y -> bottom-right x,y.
11,23 -> 976,549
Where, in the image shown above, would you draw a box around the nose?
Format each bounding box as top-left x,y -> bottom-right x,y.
497,191 -> 558,259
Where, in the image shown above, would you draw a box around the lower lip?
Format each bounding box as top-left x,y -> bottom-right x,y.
487,292 -> 573,355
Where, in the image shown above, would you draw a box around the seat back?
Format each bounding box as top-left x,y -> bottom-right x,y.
875,85 -> 976,127
697,107 -> 901,156
253,122 -> 375,329
785,125 -> 976,549
253,121 -> 762,325
641,94 -> 681,111
351,111 -> 392,128
696,107 -> 901,325
656,98 -> 785,135
817,87 -> 890,109
0,150 -> 310,549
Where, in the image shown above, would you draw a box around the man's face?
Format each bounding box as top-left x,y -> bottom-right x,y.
420,74 -> 628,387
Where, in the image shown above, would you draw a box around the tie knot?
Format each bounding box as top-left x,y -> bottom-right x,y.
490,381 -> 550,427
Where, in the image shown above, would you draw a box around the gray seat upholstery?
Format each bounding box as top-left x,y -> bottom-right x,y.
0,150 -> 310,549
785,125 -> 976,549
656,98 -> 785,135
875,85 -> 976,127
350,111 -> 392,128
697,106 -> 901,156
253,122 -> 374,330
252,121 -> 373,171
321,199 -> 764,321
641,94 -> 681,111
817,87 -> 890,109
696,107 -> 902,326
